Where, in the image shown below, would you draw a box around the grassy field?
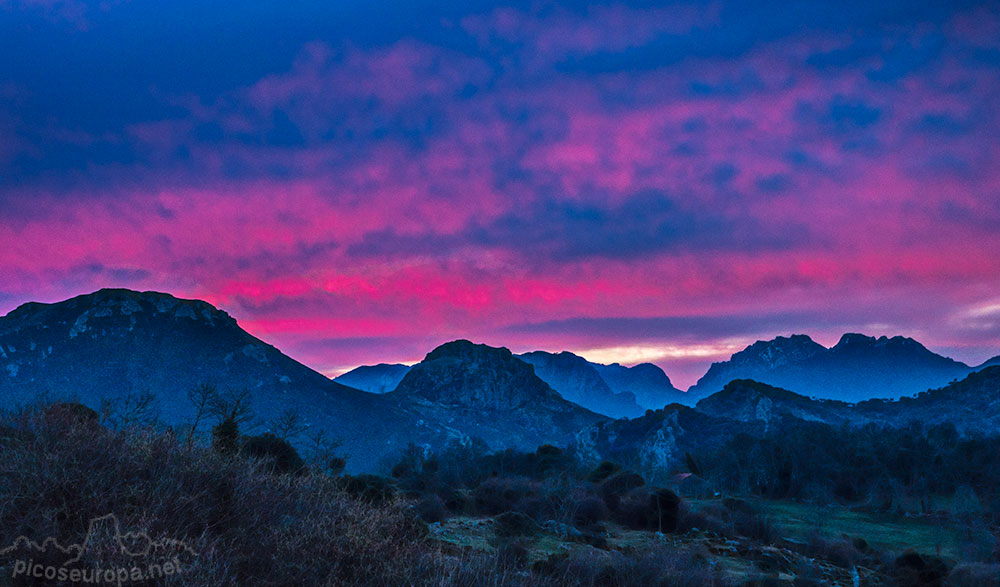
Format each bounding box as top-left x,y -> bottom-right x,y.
690,497 -> 972,560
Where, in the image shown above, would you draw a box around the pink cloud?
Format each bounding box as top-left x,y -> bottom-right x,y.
2,6 -> 1000,386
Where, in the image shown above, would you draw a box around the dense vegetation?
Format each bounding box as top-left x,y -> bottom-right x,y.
696,419 -> 1000,513
0,402 -> 726,586
2,397 -> 999,586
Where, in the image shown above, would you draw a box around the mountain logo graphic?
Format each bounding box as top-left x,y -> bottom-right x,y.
0,514 -> 197,566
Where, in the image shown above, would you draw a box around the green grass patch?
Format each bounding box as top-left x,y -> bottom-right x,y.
691,498 -> 968,559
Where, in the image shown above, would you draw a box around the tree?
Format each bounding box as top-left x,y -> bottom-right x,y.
185,383 -> 219,449
270,408 -> 306,442
99,388 -> 158,430
304,429 -> 346,475
209,388 -> 254,427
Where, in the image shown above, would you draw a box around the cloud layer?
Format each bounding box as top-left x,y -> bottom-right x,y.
2,0 -> 999,387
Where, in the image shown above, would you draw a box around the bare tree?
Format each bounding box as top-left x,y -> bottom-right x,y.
270,408 -> 306,441
185,383 -> 219,449
208,387 -> 254,426
304,428 -> 346,474
100,388 -> 159,430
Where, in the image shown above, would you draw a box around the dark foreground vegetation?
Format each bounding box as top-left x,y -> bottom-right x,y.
1,401 -> 999,586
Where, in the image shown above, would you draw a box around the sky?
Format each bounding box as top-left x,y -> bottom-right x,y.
1,0 -> 999,388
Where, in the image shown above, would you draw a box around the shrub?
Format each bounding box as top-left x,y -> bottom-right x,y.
534,444 -> 568,476
600,472 -> 646,510
650,489 -> 681,533
676,501 -> 727,536
436,486 -> 471,514
804,535 -> 863,569
45,401 -> 100,425
338,474 -> 397,505
474,477 -> 536,515
613,488 -> 680,532
573,495 -> 609,529
892,549 -> 951,587
415,494 -> 447,523
588,460 -> 622,483
211,417 -> 239,455
494,511 -> 539,538
241,433 -> 305,474
328,456 -> 347,476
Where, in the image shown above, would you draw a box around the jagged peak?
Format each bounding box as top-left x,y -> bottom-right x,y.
727,334 -> 825,366
835,332 -> 876,346
833,333 -> 929,352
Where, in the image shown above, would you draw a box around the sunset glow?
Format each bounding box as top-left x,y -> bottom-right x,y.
2,1 -> 999,387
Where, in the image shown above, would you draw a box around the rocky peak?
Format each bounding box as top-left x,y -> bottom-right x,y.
831,333 -> 938,357
628,363 -> 674,386
835,333 -> 877,347
2,289 -> 236,338
395,340 -> 565,410
731,334 -> 825,369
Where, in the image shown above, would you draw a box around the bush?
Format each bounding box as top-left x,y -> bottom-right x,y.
436,486 -> 471,514
804,535 -> 863,569
494,511 -> 539,538
328,456 -> 347,476
600,472 -> 646,510
613,488 -> 680,532
211,418 -> 239,455
676,501 -> 727,535
573,495 -> 609,529
474,477 -> 536,515
241,433 -> 305,474
45,401 -> 100,425
892,549 -> 951,587
588,460 -> 622,483
415,494 -> 447,523
338,474 -> 397,504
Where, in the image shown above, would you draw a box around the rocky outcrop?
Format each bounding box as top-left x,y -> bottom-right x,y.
390,340 -> 607,452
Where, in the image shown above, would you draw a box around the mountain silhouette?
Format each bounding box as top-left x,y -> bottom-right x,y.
334,363 -> 411,394
519,350 -> 644,418
687,333 -> 973,402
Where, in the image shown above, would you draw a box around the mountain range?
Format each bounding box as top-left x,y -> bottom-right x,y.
335,350 -> 685,417
1,288 -> 998,474
0,290 -> 599,470
687,333 -> 978,402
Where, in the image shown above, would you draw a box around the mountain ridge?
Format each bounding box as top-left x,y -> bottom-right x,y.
687,332 -> 973,402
